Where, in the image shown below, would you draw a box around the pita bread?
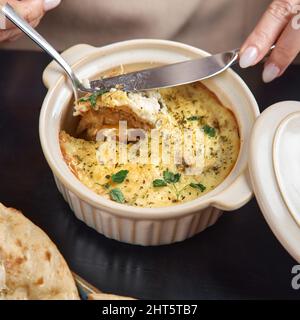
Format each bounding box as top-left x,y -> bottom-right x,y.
0,203 -> 79,300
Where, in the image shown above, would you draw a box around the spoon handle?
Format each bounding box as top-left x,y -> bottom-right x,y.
1,3 -> 81,88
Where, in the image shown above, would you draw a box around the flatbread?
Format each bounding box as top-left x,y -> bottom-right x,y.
0,203 -> 79,300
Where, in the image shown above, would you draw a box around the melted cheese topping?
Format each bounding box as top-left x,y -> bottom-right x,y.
74,89 -> 166,126
60,83 -> 240,208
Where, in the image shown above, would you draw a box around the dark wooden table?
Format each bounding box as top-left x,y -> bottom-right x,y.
0,50 -> 299,300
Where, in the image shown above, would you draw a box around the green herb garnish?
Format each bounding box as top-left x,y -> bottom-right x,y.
78,89 -> 109,108
203,125 -> 216,137
153,170 -> 206,201
163,170 -> 181,184
190,183 -> 206,192
153,179 -> 168,187
152,170 -> 182,200
78,96 -> 89,103
89,94 -> 98,107
111,170 -> 129,183
104,170 -> 128,203
109,188 -> 125,203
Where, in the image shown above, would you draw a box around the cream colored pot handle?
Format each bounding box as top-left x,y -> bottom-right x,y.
211,171 -> 253,211
43,44 -> 96,89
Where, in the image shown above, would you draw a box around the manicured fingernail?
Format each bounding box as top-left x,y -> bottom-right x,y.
44,0 -> 61,11
262,63 -> 280,83
239,46 -> 258,68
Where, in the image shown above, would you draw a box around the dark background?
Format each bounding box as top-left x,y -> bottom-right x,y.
0,50 -> 299,299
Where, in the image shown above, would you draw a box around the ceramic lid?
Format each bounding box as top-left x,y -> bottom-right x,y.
249,101 -> 300,263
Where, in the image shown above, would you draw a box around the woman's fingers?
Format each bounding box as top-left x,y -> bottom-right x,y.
6,17 -> 42,42
44,0 -> 61,12
0,0 -> 61,42
239,0 -> 298,68
0,28 -> 21,42
0,0 -> 61,30
1,0 -> 44,30
263,19 -> 300,82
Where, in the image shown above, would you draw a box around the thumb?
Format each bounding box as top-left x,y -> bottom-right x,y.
1,0 -> 61,29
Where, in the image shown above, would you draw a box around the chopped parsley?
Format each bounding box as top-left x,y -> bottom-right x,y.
111,170 -> 129,183
89,93 -> 99,108
101,170 -> 129,202
109,188 -> 125,203
203,125 -> 216,137
78,89 -> 109,108
153,170 -> 184,200
153,170 -> 181,188
190,183 -> 206,192
153,179 -> 168,187
163,170 -> 181,184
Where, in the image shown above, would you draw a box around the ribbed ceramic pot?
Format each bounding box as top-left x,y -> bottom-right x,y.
39,39 -> 259,245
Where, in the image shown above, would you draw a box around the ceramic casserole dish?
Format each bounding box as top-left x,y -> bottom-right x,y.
39,39 -> 259,245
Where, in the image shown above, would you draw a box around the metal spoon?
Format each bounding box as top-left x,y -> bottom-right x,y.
1,3 -> 93,97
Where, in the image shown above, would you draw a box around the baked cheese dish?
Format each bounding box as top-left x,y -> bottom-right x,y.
60,82 -> 240,208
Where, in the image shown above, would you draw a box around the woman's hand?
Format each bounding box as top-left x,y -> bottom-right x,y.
0,0 -> 61,42
240,0 -> 300,82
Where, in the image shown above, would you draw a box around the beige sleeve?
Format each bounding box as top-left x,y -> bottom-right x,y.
0,0 -> 272,54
